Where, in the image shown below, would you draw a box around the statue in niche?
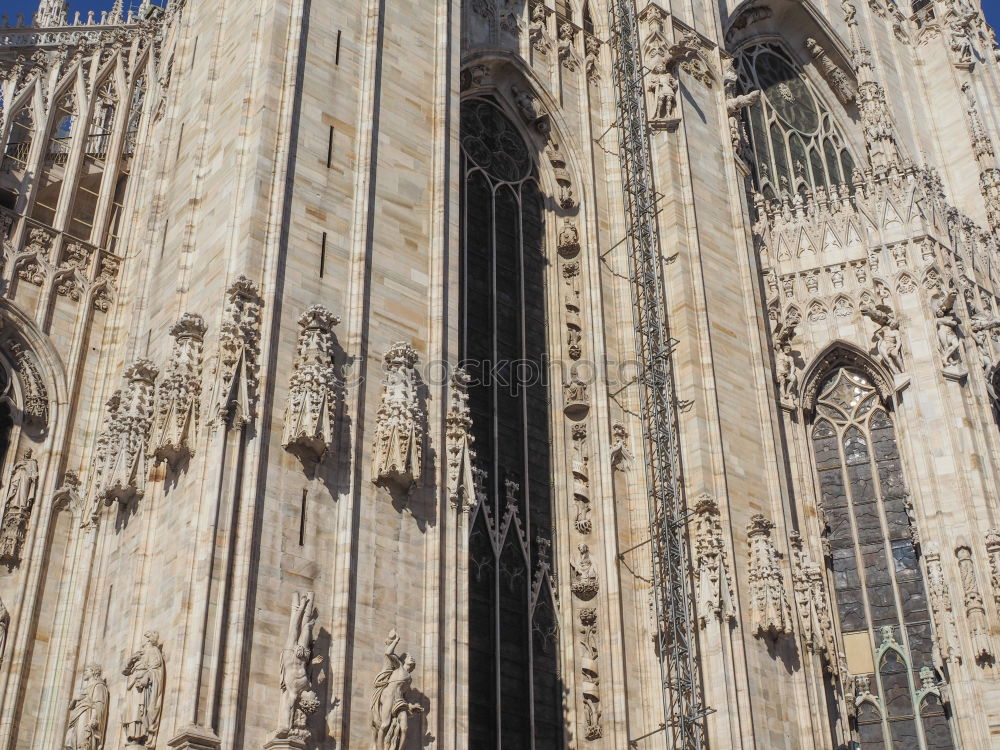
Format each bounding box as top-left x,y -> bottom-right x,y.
370,630 -> 423,750
648,59 -> 678,121
64,663 -> 110,750
122,631 -> 165,749
773,322 -> 798,406
0,449 -> 38,562
274,591 -> 322,740
934,291 -> 964,373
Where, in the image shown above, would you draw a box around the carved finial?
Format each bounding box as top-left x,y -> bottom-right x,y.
446,367 -> 476,511
747,514 -> 793,639
151,313 -> 207,468
212,276 -> 263,429
372,343 -> 423,490
92,359 -> 159,506
282,306 -> 341,460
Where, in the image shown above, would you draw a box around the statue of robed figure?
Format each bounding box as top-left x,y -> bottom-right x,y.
122,631 -> 164,749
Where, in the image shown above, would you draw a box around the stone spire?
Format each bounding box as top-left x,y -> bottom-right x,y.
34,0 -> 68,27
842,0 -> 902,172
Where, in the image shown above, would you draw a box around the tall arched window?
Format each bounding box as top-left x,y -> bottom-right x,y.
461,97 -> 562,748
811,367 -> 956,749
32,93 -> 77,226
736,43 -> 857,200
582,2 -> 594,34
2,106 -> 34,173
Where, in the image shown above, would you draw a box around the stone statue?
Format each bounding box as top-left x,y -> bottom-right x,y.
4,449 -> 37,514
511,85 -> 542,126
64,663 -> 110,750
274,591 -> 322,740
370,630 -> 422,750
647,59 -> 678,122
122,631 -> 165,749
0,449 -> 39,562
773,322 -> 798,405
934,291 -> 963,371
862,304 -> 904,374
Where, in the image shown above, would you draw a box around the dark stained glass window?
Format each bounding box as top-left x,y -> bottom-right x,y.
461,97 -> 562,749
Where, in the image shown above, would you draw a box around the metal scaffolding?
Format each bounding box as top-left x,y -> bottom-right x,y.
607,0 -> 706,747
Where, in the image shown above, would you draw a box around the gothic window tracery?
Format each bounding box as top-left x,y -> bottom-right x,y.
2,107 -> 34,173
736,42 -> 857,199
810,367 -> 956,749
461,96 -> 562,748
45,94 -> 76,167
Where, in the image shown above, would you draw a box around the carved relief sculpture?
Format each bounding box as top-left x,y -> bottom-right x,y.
212,275 -> 263,429
371,343 -> 423,490
272,591 -> 322,742
585,36 -> 601,82
924,543 -> 961,664
987,530 -> 1000,610
370,630 -> 423,750
93,360 -> 159,505
804,37 -> 857,104
547,142 -> 576,209
724,67 -> 760,158
791,533 -> 837,667
572,423 -> 591,534
557,219 -> 580,258
510,84 -> 549,136
843,0 -> 901,171
558,23 -> 578,70
747,514 -> 793,639
7,339 -> 49,425
960,83 -> 1000,235
563,376 -> 589,417
282,305 -> 341,461
150,312 -> 207,467
571,542 -> 599,600
0,449 -> 38,564
446,367 -> 476,511
693,494 -> 736,628
527,3 -> 550,53
122,631 -> 165,750
64,663 -> 110,750
579,606 -> 602,740
954,546 -> 994,661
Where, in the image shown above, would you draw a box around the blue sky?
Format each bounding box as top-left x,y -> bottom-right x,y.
1,0 -> 999,51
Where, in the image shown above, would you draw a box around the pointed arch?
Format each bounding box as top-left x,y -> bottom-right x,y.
800,340 -> 895,411
459,85 -> 565,747
733,39 -> 861,198
807,365 -> 958,748
2,104 -> 36,173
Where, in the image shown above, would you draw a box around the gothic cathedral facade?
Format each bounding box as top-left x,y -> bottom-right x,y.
0,0 -> 999,747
